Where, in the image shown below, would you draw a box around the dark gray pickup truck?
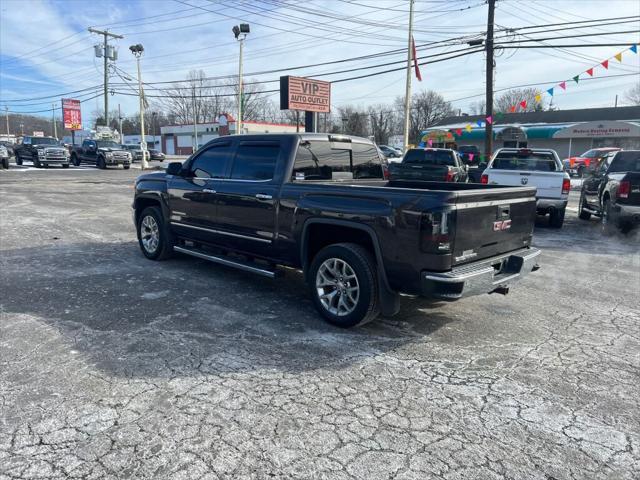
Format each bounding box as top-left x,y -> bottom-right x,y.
133,133 -> 541,327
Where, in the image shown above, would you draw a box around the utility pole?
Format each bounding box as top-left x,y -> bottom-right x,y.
52,104 -> 57,138
129,43 -> 148,169
484,0 -> 496,162
5,107 -> 9,137
88,28 -> 123,128
402,0 -> 415,151
118,104 -> 123,142
192,87 -> 198,152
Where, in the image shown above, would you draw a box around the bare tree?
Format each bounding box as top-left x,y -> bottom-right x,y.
337,105 -> 370,137
624,82 -> 640,105
368,104 -> 394,144
395,90 -> 454,143
469,100 -> 486,115
495,88 -> 546,113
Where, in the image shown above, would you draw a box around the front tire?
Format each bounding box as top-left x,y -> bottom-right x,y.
123,164 -> 130,170
72,154 -> 80,167
15,154 -> 23,166
308,243 -> 380,328
137,206 -> 174,260
98,156 -> 106,169
549,208 -> 565,229
578,193 -> 591,220
62,163 -> 69,168
1,158 -> 8,169
33,158 -> 42,168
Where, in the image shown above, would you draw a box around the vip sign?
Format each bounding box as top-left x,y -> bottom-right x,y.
280,76 -> 331,113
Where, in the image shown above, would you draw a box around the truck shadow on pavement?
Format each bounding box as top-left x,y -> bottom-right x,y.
1,240 -> 456,378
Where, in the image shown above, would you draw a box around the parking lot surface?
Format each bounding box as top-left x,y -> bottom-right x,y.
1,168 -> 639,479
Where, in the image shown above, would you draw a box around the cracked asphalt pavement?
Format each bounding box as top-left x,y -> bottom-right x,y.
1,168 -> 639,479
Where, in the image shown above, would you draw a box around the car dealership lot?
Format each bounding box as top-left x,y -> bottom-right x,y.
1,169 -> 638,479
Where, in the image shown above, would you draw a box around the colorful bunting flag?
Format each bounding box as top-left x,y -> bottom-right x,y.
509,105 -> 516,113
601,60 -> 609,69
631,44 -> 637,54
427,139 -> 433,147
534,93 -> 542,103
559,81 -> 566,91
468,154 -> 475,163
456,128 -> 462,136
476,120 -> 483,127
586,68 -> 594,76
572,75 -> 580,84
547,87 -> 554,96
486,116 -> 493,124
614,52 -> 623,62
465,124 -> 472,133
520,100 -> 527,109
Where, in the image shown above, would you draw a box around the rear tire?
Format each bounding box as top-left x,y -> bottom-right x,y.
1,158 -> 8,169
137,206 -> 174,260
549,208 -> 565,229
578,194 -> 591,220
308,243 -> 380,328
601,199 -> 615,235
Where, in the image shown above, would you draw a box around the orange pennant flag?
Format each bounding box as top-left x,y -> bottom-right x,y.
614,52 -> 623,62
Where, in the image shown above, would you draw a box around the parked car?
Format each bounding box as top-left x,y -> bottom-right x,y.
71,139 -> 131,169
133,133 -> 540,328
388,148 -> 469,183
14,136 -> 70,168
481,148 -> 570,228
378,145 -> 402,160
148,149 -> 165,161
121,144 -> 146,162
563,147 -> 620,178
0,144 -> 9,169
579,150 -> 640,233
0,141 -> 14,158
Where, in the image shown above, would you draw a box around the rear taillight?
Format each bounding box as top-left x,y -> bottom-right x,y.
562,178 -> 571,194
382,163 -> 390,180
617,180 -> 630,199
445,169 -> 455,182
481,174 -> 488,184
420,212 -> 452,253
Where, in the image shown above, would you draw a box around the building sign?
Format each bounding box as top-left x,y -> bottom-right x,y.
280,76 -> 331,113
33,131 -> 44,137
553,121 -> 640,139
62,98 -> 82,130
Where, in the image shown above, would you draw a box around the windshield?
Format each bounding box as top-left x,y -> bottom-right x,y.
96,141 -> 121,149
404,149 -> 455,166
492,151 -> 560,171
580,149 -> 600,158
32,137 -> 58,145
608,151 -> 640,172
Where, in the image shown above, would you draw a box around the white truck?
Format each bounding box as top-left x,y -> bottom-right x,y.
481,148 -> 570,228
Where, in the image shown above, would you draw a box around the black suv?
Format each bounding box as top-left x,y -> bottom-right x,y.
14,136 -> 70,168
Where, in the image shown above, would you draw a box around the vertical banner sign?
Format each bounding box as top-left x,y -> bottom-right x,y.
280,76 -> 331,113
62,98 -> 82,130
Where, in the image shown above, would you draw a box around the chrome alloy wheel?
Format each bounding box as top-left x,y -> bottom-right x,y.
140,215 -> 160,254
315,258 -> 360,316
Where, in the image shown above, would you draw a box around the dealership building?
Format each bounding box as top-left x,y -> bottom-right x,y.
421,106 -> 640,158
160,117 -> 301,155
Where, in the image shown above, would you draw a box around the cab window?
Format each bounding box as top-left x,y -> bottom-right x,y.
189,142 -> 232,178
230,141 -> 280,181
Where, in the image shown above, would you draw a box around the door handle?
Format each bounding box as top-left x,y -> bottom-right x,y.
202,188 -> 216,194
255,194 -> 272,200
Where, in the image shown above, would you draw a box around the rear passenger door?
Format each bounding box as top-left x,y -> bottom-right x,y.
213,140 -> 282,255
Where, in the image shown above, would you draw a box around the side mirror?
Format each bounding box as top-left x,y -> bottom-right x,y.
166,162 -> 183,176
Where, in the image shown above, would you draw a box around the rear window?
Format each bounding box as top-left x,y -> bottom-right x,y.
492,151 -> 560,171
609,151 -> 640,173
32,137 -> 58,145
292,140 -> 383,181
404,149 -> 455,166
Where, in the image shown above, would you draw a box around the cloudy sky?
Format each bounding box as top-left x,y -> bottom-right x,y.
1,0 -> 638,124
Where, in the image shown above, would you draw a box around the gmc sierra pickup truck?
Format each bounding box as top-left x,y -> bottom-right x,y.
133,133 -> 541,328
71,139 -> 131,169
579,150 -> 640,233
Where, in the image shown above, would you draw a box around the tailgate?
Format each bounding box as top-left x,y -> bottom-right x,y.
623,172 -> 640,205
390,163 -> 447,181
451,187 -> 537,265
487,170 -> 564,198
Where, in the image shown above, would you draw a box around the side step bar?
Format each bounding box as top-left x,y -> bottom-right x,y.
173,246 -> 280,278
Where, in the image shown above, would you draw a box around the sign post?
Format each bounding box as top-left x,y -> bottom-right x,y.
280,76 -> 331,133
62,99 -> 82,145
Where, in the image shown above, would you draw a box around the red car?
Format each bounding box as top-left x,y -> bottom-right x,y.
563,147 -> 620,178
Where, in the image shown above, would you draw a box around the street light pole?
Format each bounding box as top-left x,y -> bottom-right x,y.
192,87 -> 198,152
130,44 -> 148,170
402,0 -> 415,151
233,24 -> 250,135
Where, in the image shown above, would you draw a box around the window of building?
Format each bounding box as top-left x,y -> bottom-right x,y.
230,141 -> 280,181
